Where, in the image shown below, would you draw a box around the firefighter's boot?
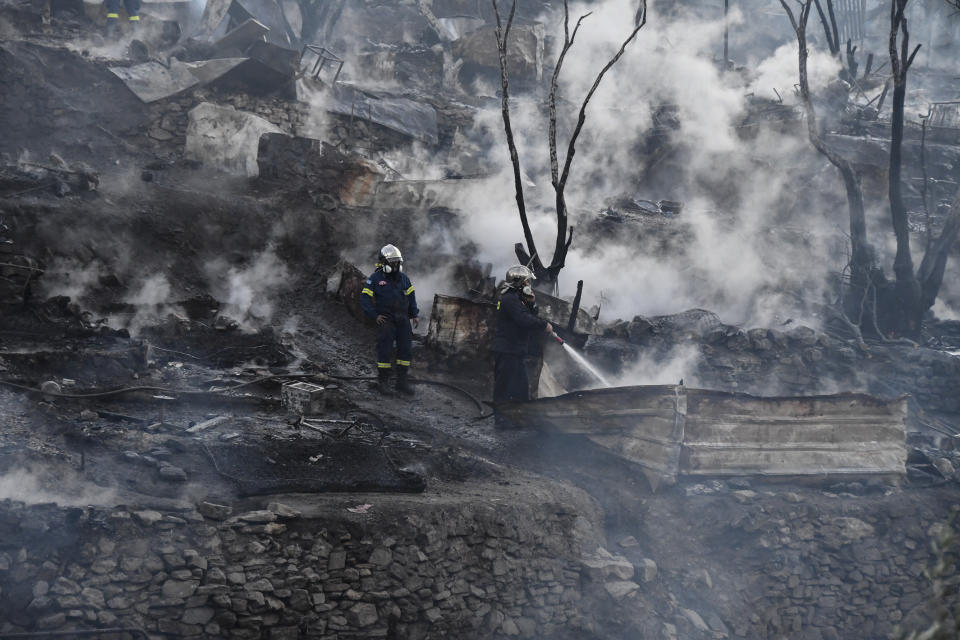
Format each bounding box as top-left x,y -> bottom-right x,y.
105,16 -> 119,38
395,367 -> 415,396
376,368 -> 392,395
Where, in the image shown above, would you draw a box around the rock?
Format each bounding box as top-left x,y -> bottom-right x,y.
247,578 -> 274,592
708,613 -> 730,636
582,547 -> 634,581
185,103 -> 283,177
159,465 -> 188,481
182,607 -> 215,624
369,547 -> 392,566
79,409 -> 98,421
90,558 -> 116,574
238,510 -> 277,523
149,127 -> 174,141
681,608 -> 710,632
662,622 -> 678,640
97,611 -> 117,625
267,502 -> 302,518
834,517 -> 875,542
328,551 -> 346,570
197,502 -> 232,520
604,581 -> 639,600
347,602 -> 378,627
162,579 -> 199,599
933,458 -> 955,477
133,510 -> 163,525
36,612 -> 66,629
33,580 -> 49,597
184,550 -> 207,570
639,558 -> 658,582
732,490 -> 757,504
52,577 -> 80,595
618,535 -> 640,548
502,616 -> 521,636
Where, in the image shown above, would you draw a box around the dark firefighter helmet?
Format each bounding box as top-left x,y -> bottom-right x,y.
504,265 -> 535,292
379,244 -> 403,273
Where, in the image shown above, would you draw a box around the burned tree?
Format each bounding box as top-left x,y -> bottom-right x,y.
886,0 -> 960,336
780,0 -> 878,325
492,0 -> 647,289
812,0 -> 864,83
782,0 -> 960,338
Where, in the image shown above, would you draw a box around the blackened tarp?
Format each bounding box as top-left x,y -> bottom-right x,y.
326,84 -> 439,145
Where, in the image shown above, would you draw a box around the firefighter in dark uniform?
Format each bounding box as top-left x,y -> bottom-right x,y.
492,265 -> 554,406
360,244 -> 419,395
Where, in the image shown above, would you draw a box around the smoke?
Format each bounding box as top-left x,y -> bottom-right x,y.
749,42 -> 842,101
0,467 -> 117,506
397,0 -> 859,331
205,245 -> 291,330
40,258 -> 108,301
612,343 -> 702,388
121,273 -> 180,335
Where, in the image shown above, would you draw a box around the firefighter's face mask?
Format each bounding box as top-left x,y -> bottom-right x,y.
384,258 -> 402,274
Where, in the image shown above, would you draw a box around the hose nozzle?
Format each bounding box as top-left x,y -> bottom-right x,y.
553,335 -> 565,345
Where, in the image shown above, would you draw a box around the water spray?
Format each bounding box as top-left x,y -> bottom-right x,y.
552,334 -> 612,388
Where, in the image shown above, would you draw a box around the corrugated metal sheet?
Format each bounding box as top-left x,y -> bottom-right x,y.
499,385 -> 907,488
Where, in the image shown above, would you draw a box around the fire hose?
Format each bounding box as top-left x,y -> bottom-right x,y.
0,372 -> 491,419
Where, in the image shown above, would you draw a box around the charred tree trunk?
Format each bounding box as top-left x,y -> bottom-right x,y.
780,0 -> 877,323
494,0 -> 646,289
886,0 -> 923,336
493,0 -> 545,278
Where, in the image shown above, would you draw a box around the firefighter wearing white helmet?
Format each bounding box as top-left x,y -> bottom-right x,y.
491,265 -> 553,413
360,244 -> 420,395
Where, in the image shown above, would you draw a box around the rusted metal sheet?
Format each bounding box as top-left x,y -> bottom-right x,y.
426,294 -> 496,369
928,102 -> 960,130
498,386 -> 908,487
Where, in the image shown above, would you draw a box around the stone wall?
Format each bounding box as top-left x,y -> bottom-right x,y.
691,488 -> 957,640
0,491 -> 607,639
0,484 -> 955,639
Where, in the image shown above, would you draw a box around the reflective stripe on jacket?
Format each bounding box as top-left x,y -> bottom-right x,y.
360,268 -> 419,320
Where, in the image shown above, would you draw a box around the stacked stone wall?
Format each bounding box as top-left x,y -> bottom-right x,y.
0,499 -> 594,639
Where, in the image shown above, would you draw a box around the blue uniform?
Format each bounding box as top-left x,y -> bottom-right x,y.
492,289 -> 547,404
361,268 -> 419,370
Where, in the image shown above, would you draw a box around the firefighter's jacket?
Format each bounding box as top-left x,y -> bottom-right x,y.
360,268 -> 419,321
492,289 -> 547,355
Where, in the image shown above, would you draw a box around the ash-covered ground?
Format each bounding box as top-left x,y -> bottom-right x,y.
0,0 -> 958,638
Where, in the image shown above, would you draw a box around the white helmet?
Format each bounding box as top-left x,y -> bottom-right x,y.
505,264 -> 534,287
379,244 -> 403,273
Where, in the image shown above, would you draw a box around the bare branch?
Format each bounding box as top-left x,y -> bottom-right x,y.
812,0 -> 838,53
780,0 -> 873,295
552,1 -> 647,271
549,2 -> 592,190
492,0 -> 544,273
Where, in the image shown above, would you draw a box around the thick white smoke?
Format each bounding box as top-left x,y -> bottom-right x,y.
438,0 -> 850,329
206,245 -> 291,330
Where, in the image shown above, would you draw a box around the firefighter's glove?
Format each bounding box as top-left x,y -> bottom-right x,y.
376,315 -> 389,326
411,317 -> 420,329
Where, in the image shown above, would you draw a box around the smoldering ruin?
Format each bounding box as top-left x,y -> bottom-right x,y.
0,0 -> 959,638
